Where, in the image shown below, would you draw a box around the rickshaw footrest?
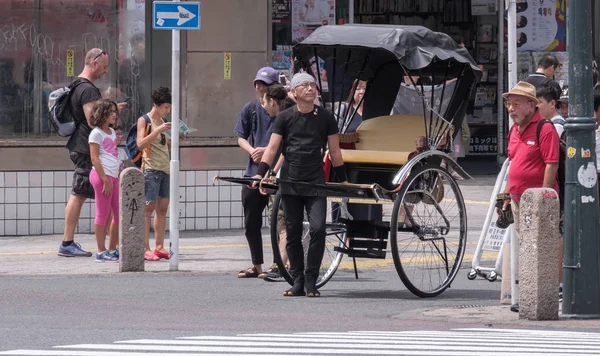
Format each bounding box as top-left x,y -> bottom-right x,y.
341,219 -> 390,239
334,246 -> 387,259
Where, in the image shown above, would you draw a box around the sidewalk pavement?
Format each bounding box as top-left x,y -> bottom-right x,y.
0,229 -> 491,276
0,229 -> 260,276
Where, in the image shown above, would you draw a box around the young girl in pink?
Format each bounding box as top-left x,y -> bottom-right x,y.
89,99 -> 120,262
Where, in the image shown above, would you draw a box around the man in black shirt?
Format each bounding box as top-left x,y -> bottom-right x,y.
233,66 -> 280,278
253,72 -> 347,297
523,54 -> 562,96
59,48 -> 115,257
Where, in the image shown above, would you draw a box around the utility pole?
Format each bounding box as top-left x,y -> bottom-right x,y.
562,0 -> 600,318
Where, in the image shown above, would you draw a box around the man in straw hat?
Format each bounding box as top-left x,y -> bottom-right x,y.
252,72 -> 347,298
498,81 -> 561,313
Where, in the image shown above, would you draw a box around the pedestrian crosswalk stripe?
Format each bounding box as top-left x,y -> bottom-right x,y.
119,336 -> 600,350
224,332 -> 600,344
2,328 -> 600,356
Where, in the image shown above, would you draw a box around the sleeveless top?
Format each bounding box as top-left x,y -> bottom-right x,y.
142,115 -> 170,173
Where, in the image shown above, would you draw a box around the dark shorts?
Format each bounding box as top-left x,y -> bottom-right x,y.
69,151 -> 94,199
144,169 -> 170,203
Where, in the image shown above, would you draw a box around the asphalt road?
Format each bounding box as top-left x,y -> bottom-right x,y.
0,267 -> 501,352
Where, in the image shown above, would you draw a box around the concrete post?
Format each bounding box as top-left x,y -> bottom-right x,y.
119,168 -> 145,272
518,188 -> 560,320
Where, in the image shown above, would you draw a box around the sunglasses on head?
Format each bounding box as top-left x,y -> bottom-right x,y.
92,51 -> 106,62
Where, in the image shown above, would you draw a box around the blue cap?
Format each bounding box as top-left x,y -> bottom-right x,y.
254,67 -> 279,85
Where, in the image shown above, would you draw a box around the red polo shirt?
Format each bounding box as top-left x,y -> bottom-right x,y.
507,110 -> 560,201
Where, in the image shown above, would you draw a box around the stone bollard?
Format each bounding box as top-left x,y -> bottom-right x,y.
518,187 -> 560,320
119,168 -> 145,272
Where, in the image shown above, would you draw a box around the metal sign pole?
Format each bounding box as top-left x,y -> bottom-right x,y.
152,1 -> 199,272
169,27 -> 181,271
505,0 -> 518,307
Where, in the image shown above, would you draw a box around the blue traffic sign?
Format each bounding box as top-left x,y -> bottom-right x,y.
153,2 -> 200,30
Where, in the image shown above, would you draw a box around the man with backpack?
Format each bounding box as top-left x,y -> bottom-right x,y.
233,66 -> 281,279
500,82 -> 561,312
58,48 -> 120,257
536,83 -> 565,137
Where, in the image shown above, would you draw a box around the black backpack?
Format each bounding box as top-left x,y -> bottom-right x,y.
125,114 -> 152,168
536,119 -> 566,211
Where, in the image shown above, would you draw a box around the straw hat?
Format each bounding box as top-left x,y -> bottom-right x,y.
502,81 -> 539,103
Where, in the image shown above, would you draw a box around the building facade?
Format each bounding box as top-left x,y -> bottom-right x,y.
0,0 -> 270,236
1,0 -> 600,236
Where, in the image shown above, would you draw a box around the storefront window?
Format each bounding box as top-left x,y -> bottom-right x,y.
0,0 -> 146,139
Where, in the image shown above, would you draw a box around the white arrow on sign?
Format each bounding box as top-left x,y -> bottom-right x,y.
156,6 -> 196,26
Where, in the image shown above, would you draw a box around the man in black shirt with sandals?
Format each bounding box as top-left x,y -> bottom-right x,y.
253,72 -> 347,297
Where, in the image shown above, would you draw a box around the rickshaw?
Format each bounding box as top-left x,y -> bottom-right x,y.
215,24 -> 482,298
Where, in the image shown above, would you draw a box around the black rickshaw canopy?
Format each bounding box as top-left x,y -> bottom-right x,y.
293,24 -> 483,123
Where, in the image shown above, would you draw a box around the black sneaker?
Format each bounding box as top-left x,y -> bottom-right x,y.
263,266 -> 285,282
510,303 -> 519,313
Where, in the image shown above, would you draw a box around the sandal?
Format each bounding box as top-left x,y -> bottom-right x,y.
258,264 -> 277,279
144,250 -> 160,261
237,266 -> 259,278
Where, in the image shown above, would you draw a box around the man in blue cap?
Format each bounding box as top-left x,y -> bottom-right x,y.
252,72 -> 348,298
233,66 -> 281,279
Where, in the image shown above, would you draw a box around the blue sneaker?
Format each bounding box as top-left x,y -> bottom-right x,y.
107,249 -> 119,261
58,242 -> 92,257
95,250 -> 118,263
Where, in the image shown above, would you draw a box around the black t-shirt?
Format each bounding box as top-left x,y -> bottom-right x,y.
272,105 -> 338,196
66,78 -> 102,155
523,73 -> 562,98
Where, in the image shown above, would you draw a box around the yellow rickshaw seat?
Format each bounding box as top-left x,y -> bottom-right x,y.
340,115 -> 445,166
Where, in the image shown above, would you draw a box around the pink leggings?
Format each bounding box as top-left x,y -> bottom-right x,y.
90,170 -> 119,225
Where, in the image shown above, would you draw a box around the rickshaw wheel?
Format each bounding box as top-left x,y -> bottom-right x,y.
270,192 -> 346,288
390,164 -> 467,298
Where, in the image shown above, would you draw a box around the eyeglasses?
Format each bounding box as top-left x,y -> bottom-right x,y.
160,133 -> 166,145
92,51 -> 106,62
297,82 -> 317,89
504,100 -> 529,109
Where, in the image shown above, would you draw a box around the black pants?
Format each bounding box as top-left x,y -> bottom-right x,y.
281,194 -> 326,283
241,185 -> 270,265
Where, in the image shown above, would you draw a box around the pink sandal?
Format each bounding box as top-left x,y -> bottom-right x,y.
144,250 -> 160,261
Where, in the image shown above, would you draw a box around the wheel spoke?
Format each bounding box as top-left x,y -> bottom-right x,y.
390,166 -> 467,297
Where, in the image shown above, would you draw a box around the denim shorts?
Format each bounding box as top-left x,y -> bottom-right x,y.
144,169 -> 170,203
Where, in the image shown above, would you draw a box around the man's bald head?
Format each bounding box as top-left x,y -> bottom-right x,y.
82,48 -> 109,81
85,48 -> 106,66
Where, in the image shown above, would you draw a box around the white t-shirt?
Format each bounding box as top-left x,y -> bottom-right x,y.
117,148 -> 128,167
550,114 -> 565,137
89,127 -> 120,178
